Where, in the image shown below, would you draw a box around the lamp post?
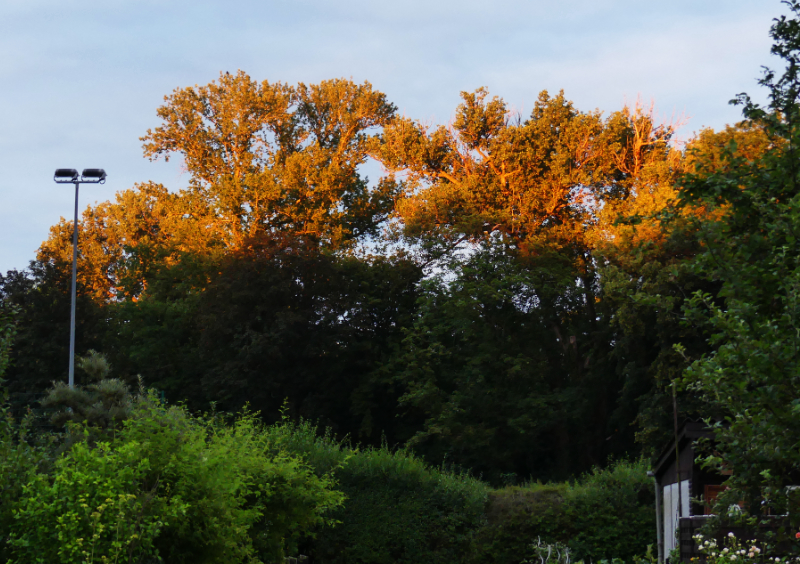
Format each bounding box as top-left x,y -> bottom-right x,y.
53,168 -> 107,388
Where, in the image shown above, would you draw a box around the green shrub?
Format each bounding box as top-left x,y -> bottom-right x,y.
566,460 -> 655,561
472,459 -> 655,564
268,419 -> 490,564
0,407 -> 51,564
7,439 -> 183,564
6,393 -> 344,564
473,483 -> 570,564
0,303 -> 54,564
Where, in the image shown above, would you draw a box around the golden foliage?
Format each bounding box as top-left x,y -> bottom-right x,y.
37,75 -> 773,303
374,90 -> 681,265
37,182 -> 224,301
141,71 -> 397,249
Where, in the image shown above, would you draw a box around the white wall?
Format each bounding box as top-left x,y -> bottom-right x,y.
663,480 -> 690,555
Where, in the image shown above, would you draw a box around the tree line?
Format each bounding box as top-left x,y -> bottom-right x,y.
2,1 -> 799,503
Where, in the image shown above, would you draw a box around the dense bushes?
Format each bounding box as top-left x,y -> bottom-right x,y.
265,421 -> 655,564
0,393 -> 656,564
8,438 -> 183,563
0,410 -> 50,564
267,419 -> 489,564
472,459 -> 656,564
0,371 -> 491,564
1,387 -> 344,564
0,331 -> 656,564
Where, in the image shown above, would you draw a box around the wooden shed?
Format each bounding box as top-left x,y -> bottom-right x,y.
652,421 -> 726,562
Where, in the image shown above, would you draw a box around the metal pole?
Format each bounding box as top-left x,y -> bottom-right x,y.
672,382 -> 683,563
68,181 -> 80,388
672,382 -> 682,517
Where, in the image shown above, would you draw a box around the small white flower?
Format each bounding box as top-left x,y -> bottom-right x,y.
723,548 -> 730,553
729,532 -> 736,538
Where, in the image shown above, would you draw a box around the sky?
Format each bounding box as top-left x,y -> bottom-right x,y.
0,0 -> 786,274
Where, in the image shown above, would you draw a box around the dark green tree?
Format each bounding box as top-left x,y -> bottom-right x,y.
388,239 -> 627,483
0,262 -> 106,411
677,0 -> 800,518
99,239 -> 423,446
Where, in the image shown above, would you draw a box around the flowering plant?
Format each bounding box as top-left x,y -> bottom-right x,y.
693,532 -> 800,564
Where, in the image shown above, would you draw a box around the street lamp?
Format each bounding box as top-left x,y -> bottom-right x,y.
54,168 -> 107,388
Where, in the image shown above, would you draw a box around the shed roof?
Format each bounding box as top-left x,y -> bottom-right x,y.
653,420 -> 714,481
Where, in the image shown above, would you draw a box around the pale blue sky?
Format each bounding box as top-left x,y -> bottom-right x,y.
0,0 -> 785,273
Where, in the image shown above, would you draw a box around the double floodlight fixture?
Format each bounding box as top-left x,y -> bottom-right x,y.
55,166 -> 107,389
54,168 -> 107,184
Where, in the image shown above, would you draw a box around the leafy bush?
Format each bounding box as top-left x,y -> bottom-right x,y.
5,392 -> 344,564
473,459 -> 655,564
7,439 -> 182,564
566,460 -> 655,560
0,407 -> 49,564
267,418 -> 490,564
0,303 -> 53,564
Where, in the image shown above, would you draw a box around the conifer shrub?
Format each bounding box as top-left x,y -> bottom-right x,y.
471,460 -> 655,564
267,419 -> 489,564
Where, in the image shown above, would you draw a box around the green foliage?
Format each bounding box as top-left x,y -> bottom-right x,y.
0,304 -> 55,564
676,0 -> 800,518
267,417 -> 489,564
472,460 -> 655,564
595,232 -> 716,453
392,239 -> 625,483
0,263 -> 106,406
0,409 -> 50,564
42,379 -> 132,433
76,349 -> 112,382
566,460 -> 655,560
5,389 -> 344,564
7,440 -> 181,564
103,243 -> 422,447
125,399 -> 344,564
0,301 -> 18,381
37,350 -> 133,447
476,483 -> 569,564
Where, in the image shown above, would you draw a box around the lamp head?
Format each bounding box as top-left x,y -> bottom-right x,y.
54,169 -> 79,182
81,169 -> 107,183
